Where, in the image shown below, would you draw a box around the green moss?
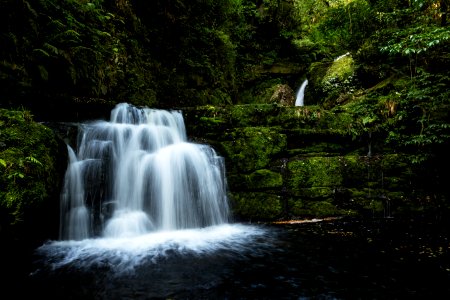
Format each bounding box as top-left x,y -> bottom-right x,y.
287,156 -> 344,192
237,79 -> 284,104
228,169 -> 282,191
229,104 -> 280,127
276,105 -> 326,129
288,198 -> 349,217
182,105 -> 230,138
341,155 -> 368,186
246,169 -> 283,190
307,56 -> 359,108
220,126 -> 287,172
323,56 -> 355,83
285,128 -> 357,155
179,105 -> 443,221
297,187 -> 335,200
310,201 -> 343,217
231,192 -> 283,220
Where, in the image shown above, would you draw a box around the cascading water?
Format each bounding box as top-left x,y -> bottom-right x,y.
295,79 -> 308,106
32,102 -> 269,298
60,103 -> 230,240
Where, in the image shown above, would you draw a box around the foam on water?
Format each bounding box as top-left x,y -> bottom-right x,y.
37,224 -> 270,274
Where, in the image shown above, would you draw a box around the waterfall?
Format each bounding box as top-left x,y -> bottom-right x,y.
59,103 -> 230,240
295,79 -> 308,106
334,52 -> 350,62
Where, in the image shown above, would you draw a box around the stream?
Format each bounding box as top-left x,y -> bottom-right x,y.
3,217 -> 450,299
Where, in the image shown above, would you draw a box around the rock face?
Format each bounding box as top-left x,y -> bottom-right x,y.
183,104 -> 446,221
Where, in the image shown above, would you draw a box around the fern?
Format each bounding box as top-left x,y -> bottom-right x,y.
43,43 -> 60,55
32,48 -> 50,58
25,155 -> 43,167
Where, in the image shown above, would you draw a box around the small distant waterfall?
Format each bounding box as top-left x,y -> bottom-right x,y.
295,79 -> 308,106
334,52 -> 350,62
59,103 -> 230,240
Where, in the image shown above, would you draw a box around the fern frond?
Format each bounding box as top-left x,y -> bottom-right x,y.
32,48 -> 50,58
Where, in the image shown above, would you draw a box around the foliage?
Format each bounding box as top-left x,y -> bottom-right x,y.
294,0 -> 379,57
0,108 -> 65,230
384,71 -> 450,163
1,1 -> 117,95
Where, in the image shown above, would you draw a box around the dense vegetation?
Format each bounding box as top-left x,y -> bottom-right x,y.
2,1 -> 446,107
0,109 -> 66,242
0,0 -> 449,234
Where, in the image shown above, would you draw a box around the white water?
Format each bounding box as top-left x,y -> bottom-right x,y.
59,103 -> 230,240
334,52 -> 350,62
42,103 -> 269,273
295,79 -> 308,106
37,224 -> 271,274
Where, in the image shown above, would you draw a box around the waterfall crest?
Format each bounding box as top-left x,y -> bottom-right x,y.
60,103 -> 230,240
295,79 -> 308,106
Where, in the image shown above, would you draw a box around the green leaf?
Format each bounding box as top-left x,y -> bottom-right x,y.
25,156 -> 43,167
33,49 -> 50,58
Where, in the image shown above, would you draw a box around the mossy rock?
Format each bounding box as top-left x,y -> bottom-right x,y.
182,105 -> 231,138
276,106 -> 360,135
228,169 -> 283,191
323,55 -> 355,83
237,79 -> 285,104
284,128 -> 357,155
231,192 -> 283,221
346,187 -> 404,217
268,84 -> 295,106
308,55 -> 359,107
220,126 -> 287,172
275,105 -> 327,130
287,156 -> 344,192
296,187 -> 336,200
341,155 -> 369,187
287,198 -> 351,218
229,104 -> 281,127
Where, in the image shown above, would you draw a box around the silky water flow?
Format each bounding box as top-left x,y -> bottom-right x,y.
36,103 -> 269,274
60,102 -> 230,239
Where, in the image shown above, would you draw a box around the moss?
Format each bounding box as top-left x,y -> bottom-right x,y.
182,105 -> 230,138
237,79 -> 284,104
345,187 -> 402,217
297,187 -> 335,200
229,104 -> 280,127
228,169 -> 283,191
179,105 -> 443,221
186,104 -> 362,139
276,105 -> 326,129
341,155 -> 369,186
287,156 -> 344,192
308,56 -> 359,108
288,198 -> 349,218
231,192 -> 283,220
284,128 -> 357,155
220,126 -> 287,172
247,169 -> 283,190
323,56 -> 355,83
